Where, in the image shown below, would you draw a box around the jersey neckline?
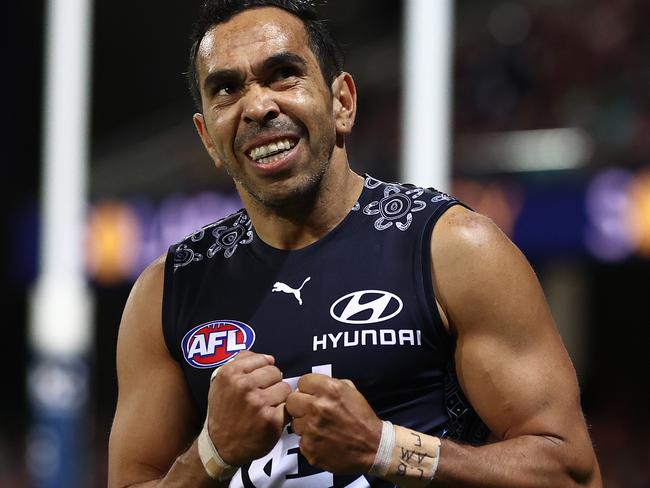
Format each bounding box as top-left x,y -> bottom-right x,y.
246,175 -> 373,261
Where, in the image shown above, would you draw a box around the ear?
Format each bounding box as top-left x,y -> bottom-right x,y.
193,113 -> 223,168
331,72 -> 357,137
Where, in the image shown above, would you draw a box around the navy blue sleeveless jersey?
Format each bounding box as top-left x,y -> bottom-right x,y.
162,175 -> 488,487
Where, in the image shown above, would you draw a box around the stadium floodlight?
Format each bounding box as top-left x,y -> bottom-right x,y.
401,0 -> 454,192
28,0 -> 94,485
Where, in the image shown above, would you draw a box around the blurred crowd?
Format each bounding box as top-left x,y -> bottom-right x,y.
454,0 -> 650,170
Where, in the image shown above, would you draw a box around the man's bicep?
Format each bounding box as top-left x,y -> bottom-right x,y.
454,319 -> 581,441
108,256 -> 198,488
431,207 -> 585,441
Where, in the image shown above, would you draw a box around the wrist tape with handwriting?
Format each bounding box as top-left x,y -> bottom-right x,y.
369,421 -> 441,486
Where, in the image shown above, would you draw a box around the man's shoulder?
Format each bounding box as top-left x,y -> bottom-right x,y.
129,253 -> 167,296
430,205 -> 533,320
173,208 -> 250,249
363,174 -> 456,202
359,175 -> 461,233
168,208 -> 254,272
431,206 -> 511,263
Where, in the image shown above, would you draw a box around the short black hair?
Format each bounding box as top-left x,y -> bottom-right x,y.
187,0 -> 345,111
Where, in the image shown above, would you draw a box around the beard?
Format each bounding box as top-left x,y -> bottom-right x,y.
229,140 -> 333,211
223,118 -> 336,211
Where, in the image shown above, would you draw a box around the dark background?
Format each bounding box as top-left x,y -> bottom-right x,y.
2,1 -> 649,486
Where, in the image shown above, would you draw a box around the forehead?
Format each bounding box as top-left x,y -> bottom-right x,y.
196,7 -> 314,75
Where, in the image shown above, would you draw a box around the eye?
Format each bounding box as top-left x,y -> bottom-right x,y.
276,66 -> 298,80
215,82 -> 238,96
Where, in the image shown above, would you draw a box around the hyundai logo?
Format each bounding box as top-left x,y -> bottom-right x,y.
330,290 -> 403,324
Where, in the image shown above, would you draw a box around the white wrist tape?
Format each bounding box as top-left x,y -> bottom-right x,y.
431,442 -> 441,480
370,423 -> 442,485
197,415 -> 237,481
369,420 -> 395,477
198,366 -> 237,481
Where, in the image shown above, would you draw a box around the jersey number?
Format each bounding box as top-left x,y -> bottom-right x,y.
229,364 -> 372,488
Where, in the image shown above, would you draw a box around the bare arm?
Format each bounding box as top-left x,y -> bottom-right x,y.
426,205 -> 600,487
286,206 -> 601,487
108,256 -> 223,488
108,256 -> 292,487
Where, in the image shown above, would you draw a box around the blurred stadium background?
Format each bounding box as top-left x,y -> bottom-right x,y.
2,0 -> 649,486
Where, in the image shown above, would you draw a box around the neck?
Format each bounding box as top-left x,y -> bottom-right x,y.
239,164 -> 364,250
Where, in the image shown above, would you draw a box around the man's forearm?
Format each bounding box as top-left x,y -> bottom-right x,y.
432,435 -> 599,488
379,425 -> 600,488
122,442 -> 230,488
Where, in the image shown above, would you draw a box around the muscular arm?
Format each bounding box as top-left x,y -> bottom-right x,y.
108,256 -> 225,488
109,256 -> 290,487
286,206 -> 601,487
426,205 -> 601,487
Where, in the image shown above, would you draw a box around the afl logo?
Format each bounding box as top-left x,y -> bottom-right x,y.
330,290 -> 403,324
182,320 -> 255,368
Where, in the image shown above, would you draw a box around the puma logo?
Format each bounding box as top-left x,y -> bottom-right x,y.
272,277 -> 311,305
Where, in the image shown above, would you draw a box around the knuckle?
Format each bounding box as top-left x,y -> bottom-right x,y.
312,398 -> 330,417
296,374 -> 311,390
233,349 -> 253,360
309,452 -> 322,467
299,438 -> 317,465
285,394 -> 295,412
217,363 -> 235,380
280,382 -> 293,398
245,390 -> 265,409
259,406 -> 276,423
234,375 -> 252,392
268,365 -> 282,379
325,379 -> 342,398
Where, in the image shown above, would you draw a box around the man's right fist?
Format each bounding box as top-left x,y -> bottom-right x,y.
206,351 -> 291,467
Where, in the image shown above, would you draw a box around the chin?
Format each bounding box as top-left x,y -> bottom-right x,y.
246,171 -> 327,210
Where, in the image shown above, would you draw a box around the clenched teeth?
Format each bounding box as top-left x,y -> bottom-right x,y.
256,152 -> 288,165
248,139 -> 296,161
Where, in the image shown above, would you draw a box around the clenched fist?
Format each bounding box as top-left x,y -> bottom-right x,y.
285,373 -> 382,474
206,351 -> 292,467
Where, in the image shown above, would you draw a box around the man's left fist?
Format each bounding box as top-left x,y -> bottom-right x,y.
285,373 -> 382,474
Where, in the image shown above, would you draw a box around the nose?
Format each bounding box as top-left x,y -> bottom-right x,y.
241,85 -> 280,125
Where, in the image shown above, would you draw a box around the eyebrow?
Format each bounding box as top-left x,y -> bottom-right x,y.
202,52 -> 308,93
203,69 -> 242,94
260,52 -> 307,72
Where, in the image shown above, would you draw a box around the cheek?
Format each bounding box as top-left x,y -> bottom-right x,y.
208,110 -> 239,148
299,98 -> 336,137
289,85 -> 332,118
289,89 -> 310,107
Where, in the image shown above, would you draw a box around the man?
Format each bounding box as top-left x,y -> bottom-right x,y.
108,1 -> 602,486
